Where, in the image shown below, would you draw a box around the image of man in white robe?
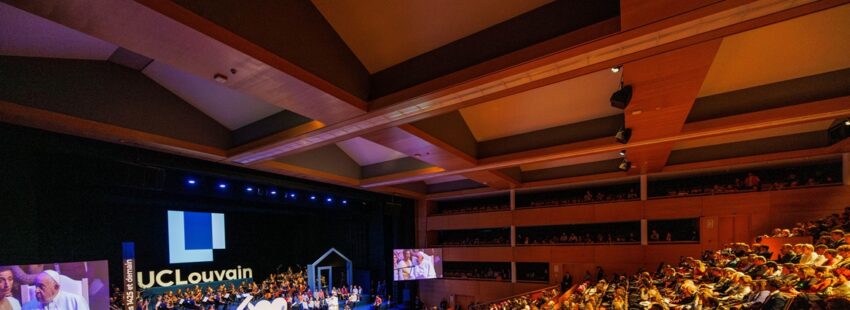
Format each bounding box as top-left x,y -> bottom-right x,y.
22,270 -> 89,310
412,251 -> 436,279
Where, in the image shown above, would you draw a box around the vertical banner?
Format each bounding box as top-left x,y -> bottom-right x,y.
122,242 -> 136,310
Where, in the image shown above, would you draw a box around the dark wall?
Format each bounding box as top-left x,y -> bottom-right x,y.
0,124 -> 414,289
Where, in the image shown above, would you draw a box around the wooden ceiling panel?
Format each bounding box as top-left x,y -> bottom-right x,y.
622,39 -> 722,173
462,170 -> 520,190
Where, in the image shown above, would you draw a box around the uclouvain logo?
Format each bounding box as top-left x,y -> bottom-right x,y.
168,210 -> 225,264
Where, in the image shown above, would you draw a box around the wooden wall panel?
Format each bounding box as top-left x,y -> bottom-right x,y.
717,216 -> 736,246
514,205 -> 595,226
514,247 -> 552,262
700,216 -> 719,252
595,245 -> 644,264
593,201 -> 644,220
734,215 -> 751,244
702,192 -> 770,216
513,283 -> 551,295
419,280 -> 514,307
443,247 -> 513,262
427,211 -> 512,230
645,196 -> 702,219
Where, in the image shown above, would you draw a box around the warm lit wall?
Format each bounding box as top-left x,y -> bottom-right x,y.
418,185 -> 850,305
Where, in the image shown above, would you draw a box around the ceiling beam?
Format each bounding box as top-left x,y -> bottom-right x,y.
622,39 -> 722,174
462,170 -> 521,190
360,125 -> 520,191
361,125 -> 476,171
249,160 -> 360,188
225,0 -> 843,164
360,95 -> 850,188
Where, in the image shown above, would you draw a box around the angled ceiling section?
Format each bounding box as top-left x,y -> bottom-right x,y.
666,131 -> 832,166
460,69 -> 623,142
143,60 -> 285,130
0,56 -> 232,149
0,2 -> 117,60
275,144 -> 362,180
699,3 -> 850,97
672,120 -> 836,151
311,0 -> 553,73
689,68 -> 850,123
336,137 -> 408,166
171,0 -> 371,100
369,0 -> 621,101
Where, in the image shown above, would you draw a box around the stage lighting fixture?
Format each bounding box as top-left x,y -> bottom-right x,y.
218,183 -> 227,189
289,193 -> 297,199
611,85 -> 633,109
615,128 -> 632,144
618,159 -> 632,172
270,190 -> 277,195
342,200 -> 348,205
611,65 -> 622,73
845,118 -> 850,126
619,150 -> 626,156
326,197 -> 333,203
246,186 -> 253,192
310,195 -> 316,200
186,179 -> 197,185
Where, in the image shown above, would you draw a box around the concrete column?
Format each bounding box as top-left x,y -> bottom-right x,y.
511,226 -> 516,247
511,262 -> 517,283
843,153 -> 850,186
640,174 -> 648,201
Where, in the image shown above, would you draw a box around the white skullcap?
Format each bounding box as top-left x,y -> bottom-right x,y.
41,270 -> 61,285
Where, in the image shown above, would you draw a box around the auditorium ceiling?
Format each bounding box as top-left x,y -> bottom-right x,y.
1,0 -> 849,200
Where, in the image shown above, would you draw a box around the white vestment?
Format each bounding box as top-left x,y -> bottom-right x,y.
22,291 -> 89,310
412,254 -> 436,279
3,296 -> 21,310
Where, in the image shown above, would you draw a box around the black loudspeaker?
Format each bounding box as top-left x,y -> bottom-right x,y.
611,85 -> 633,109
828,120 -> 849,144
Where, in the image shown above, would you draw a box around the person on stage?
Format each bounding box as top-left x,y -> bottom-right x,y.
22,270 -> 89,310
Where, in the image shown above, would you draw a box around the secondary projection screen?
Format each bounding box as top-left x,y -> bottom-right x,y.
392,248 -> 443,281
0,260 -> 110,310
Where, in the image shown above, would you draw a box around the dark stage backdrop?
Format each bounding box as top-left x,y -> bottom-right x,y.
0,124 -> 414,292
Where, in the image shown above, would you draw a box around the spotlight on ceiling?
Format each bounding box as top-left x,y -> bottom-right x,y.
611,65 -> 622,73
619,150 -> 626,156
618,159 -> 632,172
615,128 -> 632,144
845,118 -> 850,126
611,85 -> 633,109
